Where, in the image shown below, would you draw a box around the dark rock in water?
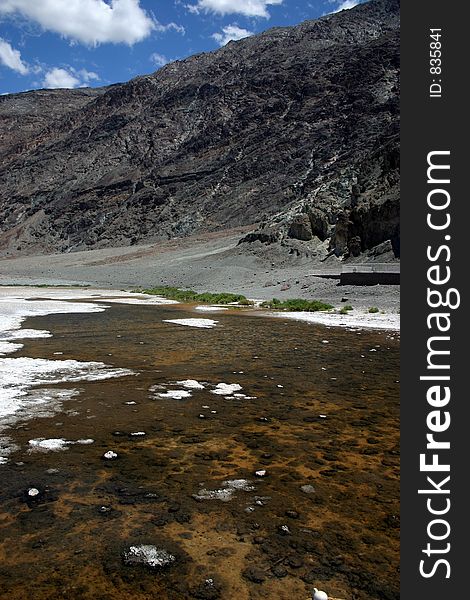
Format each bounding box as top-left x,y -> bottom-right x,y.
123,544 -> 176,568
301,571 -> 317,584
285,510 -> 300,519
175,512 -> 191,524
288,215 -> 313,241
102,450 -> 118,460
278,525 -> 292,536
272,565 -> 288,578
190,578 -> 222,599
23,487 -> 44,506
287,555 -> 304,569
0,0 -> 399,259
242,567 -> 266,584
97,505 -> 113,514
151,514 -> 172,527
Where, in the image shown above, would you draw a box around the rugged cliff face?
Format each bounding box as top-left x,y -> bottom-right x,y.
0,0 -> 399,259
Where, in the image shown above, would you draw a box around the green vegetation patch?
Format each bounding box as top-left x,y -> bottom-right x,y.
339,305 -> 353,314
260,298 -> 333,312
140,286 -> 253,305
368,306 -> 380,314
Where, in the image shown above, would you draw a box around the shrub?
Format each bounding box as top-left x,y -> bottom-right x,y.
260,298 -> 333,312
140,286 -> 253,305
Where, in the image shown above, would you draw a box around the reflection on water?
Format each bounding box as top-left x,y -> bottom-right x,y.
0,303 -> 399,600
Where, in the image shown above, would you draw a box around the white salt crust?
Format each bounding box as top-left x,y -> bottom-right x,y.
162,318 -> 218,329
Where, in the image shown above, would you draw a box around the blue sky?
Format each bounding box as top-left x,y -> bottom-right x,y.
0,0 -> 361,95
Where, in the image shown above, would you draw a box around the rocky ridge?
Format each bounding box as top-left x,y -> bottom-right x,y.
0,0 -> 399,261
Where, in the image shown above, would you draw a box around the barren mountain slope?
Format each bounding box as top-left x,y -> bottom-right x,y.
0,0 -> 399,259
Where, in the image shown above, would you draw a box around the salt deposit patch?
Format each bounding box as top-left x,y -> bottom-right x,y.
162,318 -> 218,329
156,390 -> 192,400
0,288 -> 159,433
0,357 -> 134,427
0,341 -> 22,355
0,287 -> 178,304
29,438 -> 69,452
193,479 -> 255,502
123,545 -> 176,568
0,287 -> 182,356
176,380 -> 205,390
211,383 -> 243,396
3,328 -> 52,342
269,309 -> 400,331
28,438 -> 94,452
194,305 -> 228,312
0,295 -> 106,356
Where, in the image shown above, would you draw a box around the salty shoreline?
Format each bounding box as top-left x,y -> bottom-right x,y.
0,231 -> 400,318
0,284 -> 399,333
269,308 -> 399,331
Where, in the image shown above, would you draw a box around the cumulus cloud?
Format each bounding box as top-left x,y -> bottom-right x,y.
0,0 -> 155,46
332,1 -> 360,13
0,38 -> 29,74
188,0 -> 283,18
212,25 -> 253,46
150,53 -> 169,68
42,66 -> 100,89
43,68 -> 80,89
77,68 -> 100,82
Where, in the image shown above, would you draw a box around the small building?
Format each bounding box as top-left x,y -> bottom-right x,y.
340,263 -> 400,286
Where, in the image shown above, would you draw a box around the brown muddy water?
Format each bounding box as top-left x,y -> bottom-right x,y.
0,302 -> 399,600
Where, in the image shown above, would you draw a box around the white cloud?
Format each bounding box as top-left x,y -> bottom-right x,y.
150,53 -> 169,68
332,1 -> 360,13
0,38 -> 29,74
78,68 -> 100,82
0,0 -> 155,46
156,22 -> 186,35
188,0 -> 283,18
212,25 -> 254,46
42,66 -> 101,89
43,68 -> 81,89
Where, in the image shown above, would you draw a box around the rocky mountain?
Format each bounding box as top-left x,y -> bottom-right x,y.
0,0 -> 399,260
